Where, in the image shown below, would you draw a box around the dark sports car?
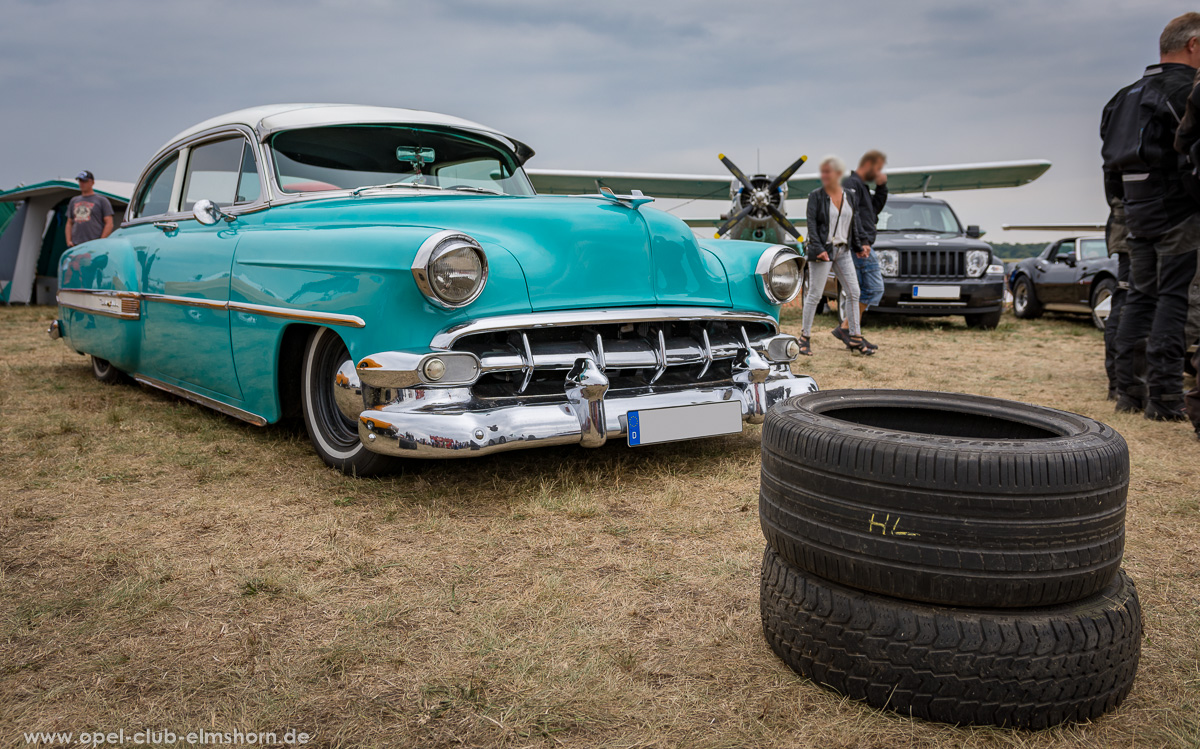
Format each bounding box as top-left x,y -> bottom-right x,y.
1009,236 -> 1116,329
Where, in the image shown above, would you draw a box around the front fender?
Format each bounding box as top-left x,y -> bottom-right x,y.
698,238 -> 795,317
227,223 -> 533,421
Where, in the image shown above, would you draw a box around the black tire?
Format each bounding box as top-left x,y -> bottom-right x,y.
1012,275 -> 1043,319
1091,277 -> 1117,331
301,327 -> 395,476
964,309 -> 1002,329
760,546 -> 1142,730
90,355 -> 128,384
760,389 -> 1128,608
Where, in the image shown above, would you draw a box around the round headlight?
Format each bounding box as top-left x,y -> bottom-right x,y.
755,246 -> 804,304
966,249 -> 990,278
412,231 -> 489,308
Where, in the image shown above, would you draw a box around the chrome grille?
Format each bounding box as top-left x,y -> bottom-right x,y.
451,318 -> 778,399
898,249 -> 966,279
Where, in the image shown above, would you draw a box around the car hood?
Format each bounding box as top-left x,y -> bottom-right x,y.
873,232 -> 992,252
264,194 -> 731,311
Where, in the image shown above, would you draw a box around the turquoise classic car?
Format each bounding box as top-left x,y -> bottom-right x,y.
51,104 -> 815,474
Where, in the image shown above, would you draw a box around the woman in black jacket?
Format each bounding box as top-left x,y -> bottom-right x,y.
799,155 -> 873,356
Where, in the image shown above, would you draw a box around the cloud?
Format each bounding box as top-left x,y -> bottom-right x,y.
0,0 -> 1188,239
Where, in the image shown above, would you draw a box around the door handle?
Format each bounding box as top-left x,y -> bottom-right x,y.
153,221 -> 178,234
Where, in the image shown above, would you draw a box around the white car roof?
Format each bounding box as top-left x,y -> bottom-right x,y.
159,104 -> 533,162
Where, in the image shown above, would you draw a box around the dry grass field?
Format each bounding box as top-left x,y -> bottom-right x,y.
2,303 -> 1199,749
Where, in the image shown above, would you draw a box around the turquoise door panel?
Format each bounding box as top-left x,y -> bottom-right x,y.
134,220 -> 243,399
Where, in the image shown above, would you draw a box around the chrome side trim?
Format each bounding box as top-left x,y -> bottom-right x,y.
58,289 -> 142,320
431,307 -> 779,348
134,374 -> 268,427
141,293 -> 228,310
227,301 -> 367,328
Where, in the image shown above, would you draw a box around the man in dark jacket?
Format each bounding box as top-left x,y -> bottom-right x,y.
838,150 -> 888,348
1101,12 -> 1200,421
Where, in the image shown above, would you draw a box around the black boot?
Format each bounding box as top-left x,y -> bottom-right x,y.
1115,386 -> 1146,414
1145,392 -> 1187,422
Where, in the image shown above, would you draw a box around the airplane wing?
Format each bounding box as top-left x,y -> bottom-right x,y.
788,160 -> 1052,195
1002,222 -> 1106,232
527,159 -> 1051,199
526,169 -> 735,200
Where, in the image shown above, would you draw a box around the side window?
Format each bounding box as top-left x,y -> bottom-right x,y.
235,143 -> 261,204
134,154 -> 179,218
182,138 -> 246,210
1080,238 -> 1108,261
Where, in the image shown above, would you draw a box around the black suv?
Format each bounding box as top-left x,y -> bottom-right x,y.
810,195 -> 1006,328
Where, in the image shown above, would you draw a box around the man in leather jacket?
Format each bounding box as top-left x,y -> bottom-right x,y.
1101,13 -> 1200,421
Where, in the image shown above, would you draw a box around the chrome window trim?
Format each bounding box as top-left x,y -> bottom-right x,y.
134,374 -> 268,427
430,307 -> 779,349
125,125 -> 270,227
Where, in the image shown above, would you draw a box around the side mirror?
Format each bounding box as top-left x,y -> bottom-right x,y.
965,225 -> 983,239
193,199 -> 233,226
1061,253 -> 1077,267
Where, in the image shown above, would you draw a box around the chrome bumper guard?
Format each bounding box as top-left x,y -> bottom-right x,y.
355,335 -> 815,459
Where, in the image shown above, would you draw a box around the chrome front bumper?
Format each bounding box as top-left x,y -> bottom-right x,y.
357,363 -> 815,458
352,308 -> 816,459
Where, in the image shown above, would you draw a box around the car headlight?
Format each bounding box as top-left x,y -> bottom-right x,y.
966,250 -> 990,278
412,230 -> 488,308
755,246 -> 804,305
877,249 -> 899,278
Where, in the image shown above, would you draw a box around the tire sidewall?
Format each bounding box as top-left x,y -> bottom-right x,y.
302,327 -> 374,469
1092,278 -> 1116,330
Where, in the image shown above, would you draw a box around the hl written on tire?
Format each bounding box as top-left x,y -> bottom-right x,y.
760,390 -> 1129,608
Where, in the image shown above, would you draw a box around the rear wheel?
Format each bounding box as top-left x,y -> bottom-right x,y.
90,356 -> 128,384
965,309 -> 1002,329
301,327 -> 394,476
1012,275 -> 1043,319
1091,277 -> 1117,330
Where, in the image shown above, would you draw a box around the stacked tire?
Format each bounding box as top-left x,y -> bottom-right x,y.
759,390 -> 1141,730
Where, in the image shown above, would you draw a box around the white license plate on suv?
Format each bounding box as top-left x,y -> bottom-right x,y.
912,285 -> 961,299
627,401 -> 743,446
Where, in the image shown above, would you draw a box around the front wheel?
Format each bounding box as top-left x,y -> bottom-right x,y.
301,327 -> 394,476
90,356 -> 128,384
1091,277 -> 1117,330
1012,276 -> 1043,319
965,310 -> 1002,329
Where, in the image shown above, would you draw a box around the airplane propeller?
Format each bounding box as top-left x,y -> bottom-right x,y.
714,153 -> 807,241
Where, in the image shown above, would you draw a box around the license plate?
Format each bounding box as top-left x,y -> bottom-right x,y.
627,400 -> 743,446
912,285 -> 961,299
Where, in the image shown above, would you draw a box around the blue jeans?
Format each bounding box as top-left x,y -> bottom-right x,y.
853,252 -> 884,307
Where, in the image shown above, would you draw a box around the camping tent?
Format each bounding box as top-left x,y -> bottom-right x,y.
0,179 -> 133,304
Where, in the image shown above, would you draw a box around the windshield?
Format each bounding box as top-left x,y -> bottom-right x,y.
877,201 -> 962,234
270,125 -> 535,196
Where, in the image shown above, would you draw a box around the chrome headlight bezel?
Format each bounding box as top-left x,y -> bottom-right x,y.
755,245 -> 804,305
412,230 -> 489,309
877,249 -> 900,278
966,249 -> 990,278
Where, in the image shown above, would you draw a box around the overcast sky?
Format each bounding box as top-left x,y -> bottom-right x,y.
1,0 -> 1191,242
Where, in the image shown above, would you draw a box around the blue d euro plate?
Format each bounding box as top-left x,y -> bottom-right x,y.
627,400 -> 743,446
